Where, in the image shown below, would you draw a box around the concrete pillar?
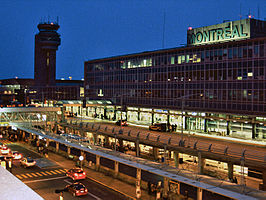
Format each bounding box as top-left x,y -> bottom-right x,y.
67,146 -> 71,156
115,161 -> 119,177
261,170 -> 266,191
104,135 -> 109,147
204,118 -> 208,133
227,120 -> 231,136
56,142 -> 59,153
93,133 -> 98,145
135,140 -> 140,157
118,139 -> 123,149
173,151 -> 180,168
153,147 -> 159,161
96,155 -> 100,171
137,109 -> 140,121
227,162 -> 234,181
197,188 -> 203,200
22,131 -> 25,140
252,121 -> 257,139
163,177 -> 169,199
136,168 -> 141,199
198,151 -> 205,175
151,112 -> 154,124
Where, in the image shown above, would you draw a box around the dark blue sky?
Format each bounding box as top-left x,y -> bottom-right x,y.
0,0 -> 265,80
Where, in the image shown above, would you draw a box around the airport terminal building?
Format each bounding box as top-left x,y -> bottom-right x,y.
84,18 -> 266,140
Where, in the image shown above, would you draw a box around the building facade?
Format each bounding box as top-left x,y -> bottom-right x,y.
84,18 -> 266,140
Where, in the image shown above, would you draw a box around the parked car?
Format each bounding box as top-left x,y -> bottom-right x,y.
115,120 -> 128,126
66,168 -> 86,180
149,123 -> 167,132
12,151 -> 23,160
0,146 -> 11,155
65,182 -> 88,197
20,157 -> 36,168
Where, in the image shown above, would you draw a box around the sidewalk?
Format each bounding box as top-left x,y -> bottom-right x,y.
19,141 -> 157,200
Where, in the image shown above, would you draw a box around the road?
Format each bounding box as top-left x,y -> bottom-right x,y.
3,140 -> 127,200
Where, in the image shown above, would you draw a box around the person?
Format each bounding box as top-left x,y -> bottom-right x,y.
148,182 -> 151,195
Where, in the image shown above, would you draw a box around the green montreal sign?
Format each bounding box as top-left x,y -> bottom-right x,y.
188,23 -> 249,45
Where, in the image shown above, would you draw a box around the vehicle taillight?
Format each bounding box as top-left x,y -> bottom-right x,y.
85,189 -> 88,192
83,172 -> 85,175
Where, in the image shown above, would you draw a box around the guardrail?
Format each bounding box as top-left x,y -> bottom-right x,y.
65,120 -> 266,170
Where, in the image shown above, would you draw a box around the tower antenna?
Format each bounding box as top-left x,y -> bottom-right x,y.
239,3 -> 242,20
257,4 -> 260,20
162,10 -> 166,48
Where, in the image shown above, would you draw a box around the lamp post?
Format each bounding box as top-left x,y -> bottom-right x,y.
177,93 -> 203,147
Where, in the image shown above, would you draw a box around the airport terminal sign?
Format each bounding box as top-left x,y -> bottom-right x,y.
187,19 -> 250,46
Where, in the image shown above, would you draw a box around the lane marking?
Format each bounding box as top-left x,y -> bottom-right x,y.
30,173 -> 38,177
25,173 -> 33,178
49,170 -> 57,175
45,171 -> 53,175
16,175 -> 23,179
54,169 -> 63,174
23,176 -> 67,184
40,171 -> 48,176
21,174 -> 28,178
35,172 -> 43,176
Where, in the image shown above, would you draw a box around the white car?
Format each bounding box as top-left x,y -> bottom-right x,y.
20,157 -> 36,168
0,146 -> 10,155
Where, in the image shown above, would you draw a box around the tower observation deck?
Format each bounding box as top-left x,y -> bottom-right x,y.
34,22 -> 61,86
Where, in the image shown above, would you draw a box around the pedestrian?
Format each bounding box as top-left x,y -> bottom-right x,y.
148,182 -> 151,195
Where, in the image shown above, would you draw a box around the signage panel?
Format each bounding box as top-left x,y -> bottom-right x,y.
187,19 -> 250,46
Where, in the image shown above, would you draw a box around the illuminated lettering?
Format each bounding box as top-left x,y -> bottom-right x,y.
224,27 -> 231,39
216,28 -> 224,40
203,31 -> 209,42
196,32 -> 203,43
231,25 -> 240,38
240,24 -> 248,37
209,30 -> 216,41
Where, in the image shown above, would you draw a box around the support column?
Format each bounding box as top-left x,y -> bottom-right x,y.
56,142 -> 59,153
227,120 -> 231,136
22,131 -> 25,140
93,133 -> 98,145
118,139 -> 123,151
197,151 -> 205,175
252,119 -> 256,139
163,177 -> 169,199
135,140 -> 140,157
261,170 -> 266,191
151,110 -> 154,124
137,109 -> 140,121
153,147 -> 159,161
104,135 -> 110,147
136,168 -> 141,199
67,146 -> 71,156
173,151 -> 180,168
197,188 -> 203,200
96,155 -> 100,171
204,118 -> 208,133
227,162 -> 234,181
115,161 -> 119,177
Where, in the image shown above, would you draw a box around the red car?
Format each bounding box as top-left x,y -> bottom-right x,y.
65,182 -> 88,197
0,146 -> 10,155
66,168 -> 86,180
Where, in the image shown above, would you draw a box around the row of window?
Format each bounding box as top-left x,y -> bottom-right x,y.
87,41 -> 265,71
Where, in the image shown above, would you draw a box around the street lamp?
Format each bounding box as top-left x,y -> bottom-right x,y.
177,93 -> 204,147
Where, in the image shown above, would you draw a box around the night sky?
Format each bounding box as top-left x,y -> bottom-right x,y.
0,0 -> 265,80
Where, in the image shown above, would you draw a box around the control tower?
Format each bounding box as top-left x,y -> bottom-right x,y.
34,22 -> 61,86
